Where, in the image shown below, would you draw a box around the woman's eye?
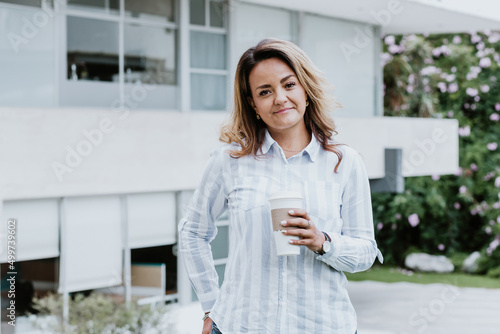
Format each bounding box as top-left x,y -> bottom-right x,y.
285,82 -> 296,89
259,90 -> 271,96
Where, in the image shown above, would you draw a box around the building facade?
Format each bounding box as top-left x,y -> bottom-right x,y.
1,0 -> 499,309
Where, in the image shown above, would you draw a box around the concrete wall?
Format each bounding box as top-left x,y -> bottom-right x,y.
0,107 -> 458,200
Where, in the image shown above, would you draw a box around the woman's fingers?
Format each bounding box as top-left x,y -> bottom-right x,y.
280,217 -> 311,229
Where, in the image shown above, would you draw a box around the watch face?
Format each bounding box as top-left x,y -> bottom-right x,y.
323,241 -> 331,253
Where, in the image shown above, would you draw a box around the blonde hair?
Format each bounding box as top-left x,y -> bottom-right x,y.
220,38 -> 343,172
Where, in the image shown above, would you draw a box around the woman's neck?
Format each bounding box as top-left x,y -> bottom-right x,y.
269,126 -> 311,158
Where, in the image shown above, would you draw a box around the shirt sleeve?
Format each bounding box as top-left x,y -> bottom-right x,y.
178,148 -> 228,312
318,151 -> 383,273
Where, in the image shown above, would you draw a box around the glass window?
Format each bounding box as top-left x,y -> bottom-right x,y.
190,73 -> 226,110
125,0 -> 175,23
67,0 -> 119,14
67,16 -> 119,82
124,24 -> 177,85
190,31 -> 226,70
0,5 -> 55,107
0,0 -> 42,7
189,0 -> 205,25
209,0 -> 224,28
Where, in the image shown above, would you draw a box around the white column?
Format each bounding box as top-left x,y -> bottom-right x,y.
180,0 -> 191,112
176,190 -> 193,305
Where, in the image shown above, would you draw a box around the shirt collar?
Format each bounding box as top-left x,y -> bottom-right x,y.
261,129 -> 320,163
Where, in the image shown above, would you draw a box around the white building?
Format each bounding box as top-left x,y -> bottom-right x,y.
1,0 -> 499,314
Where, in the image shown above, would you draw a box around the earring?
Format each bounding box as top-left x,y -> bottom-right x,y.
306,100 -> 310,107
256,114 -> 261,120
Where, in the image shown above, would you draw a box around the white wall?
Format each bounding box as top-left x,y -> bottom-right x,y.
0,107 -> 458,200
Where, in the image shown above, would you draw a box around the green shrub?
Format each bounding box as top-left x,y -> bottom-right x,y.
375,31 -> 500,273
30,292 -> 172,334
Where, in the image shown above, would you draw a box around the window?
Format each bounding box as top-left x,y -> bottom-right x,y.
63,0 -> 178,109
189,0 -> 228,111
67,16 -> 119,82
0,0 -> 45,7
67,0 -> 119,14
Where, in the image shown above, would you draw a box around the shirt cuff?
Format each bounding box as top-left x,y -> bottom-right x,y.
315,231 -> 342,266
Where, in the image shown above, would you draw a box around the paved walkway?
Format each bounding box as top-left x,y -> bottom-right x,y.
348,281 -> 500,334
4,281 -> 500,333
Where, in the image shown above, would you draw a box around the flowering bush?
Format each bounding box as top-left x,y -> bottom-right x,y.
374,31 -> 500,277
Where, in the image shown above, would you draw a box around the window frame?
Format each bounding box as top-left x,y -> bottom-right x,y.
188,0 -> 229,112
59,0 -> 180,110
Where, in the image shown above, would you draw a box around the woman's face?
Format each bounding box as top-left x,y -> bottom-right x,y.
248,58 -> 308,135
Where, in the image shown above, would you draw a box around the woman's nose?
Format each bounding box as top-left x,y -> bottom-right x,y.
274,88 -> 288,105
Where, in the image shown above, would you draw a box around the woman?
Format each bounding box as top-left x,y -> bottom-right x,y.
179,39 -> 382,334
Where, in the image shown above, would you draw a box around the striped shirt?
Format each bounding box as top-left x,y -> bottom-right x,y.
179,129 -> 383,334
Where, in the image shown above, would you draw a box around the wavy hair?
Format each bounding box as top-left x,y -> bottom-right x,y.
220,38 -> 344,172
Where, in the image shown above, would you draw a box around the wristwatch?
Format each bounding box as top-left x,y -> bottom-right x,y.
315,232 -> 331,255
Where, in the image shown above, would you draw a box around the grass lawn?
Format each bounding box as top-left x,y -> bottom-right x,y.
345,266 -> 500,289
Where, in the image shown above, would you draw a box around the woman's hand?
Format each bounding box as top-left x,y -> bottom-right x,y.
280,209 -> 326,253
202,315 -> 213,334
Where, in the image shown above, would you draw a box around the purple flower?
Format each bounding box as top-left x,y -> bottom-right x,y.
438,244 -> 445,251
421,66 -> 438,76
381,53 -> 393,66
453,35 -> 462,44
408,213 -> 420,227
471,34 -> 482,43
455,167 -> 463,176
480,84 -> 490,93
395,213 -> 402,220
377,222 -> 384,230
490,113 -> 500,121
490,220 -> 496,226
384,35 -> 395,45
486,227 -> 492,234
448,83 -> 458,93
407,85 -> 414,93
487,142 -> 498,151
487,237 -> 500,256
446,74 -> 456,82
495,177 -> 500,187
458,126 -> 470,137
388,44 -> 403,54
471,104 -> 477,110
471,209 -> 477,215
495,103 -> 500,111
470,163 -> 478,171
459,186 -> 467,194
448,111 -> 454,118
431,174 -> 440,181
437,82 -> 447,93
493,202 -> 500,210
454,202 -> 461,210
480,57 -> 492,68
474,96 -> 480,102
489,33 -> 500,43
485,172 -> 495,181
466,88 -> 479,96
498,216 -> 500,223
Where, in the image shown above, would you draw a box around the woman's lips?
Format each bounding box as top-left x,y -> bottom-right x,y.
275,108 -> 292,114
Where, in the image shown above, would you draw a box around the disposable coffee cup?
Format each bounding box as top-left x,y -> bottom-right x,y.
269,191 -> 303,256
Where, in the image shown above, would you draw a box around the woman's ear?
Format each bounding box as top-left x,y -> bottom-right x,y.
247,97 -> 256,110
